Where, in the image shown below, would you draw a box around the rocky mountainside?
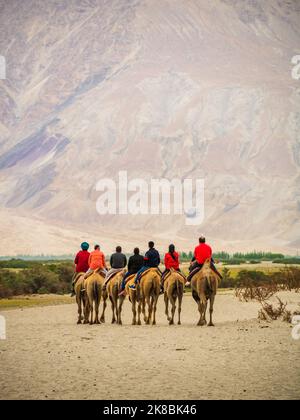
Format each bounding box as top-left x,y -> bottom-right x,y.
0,0 -> 300,255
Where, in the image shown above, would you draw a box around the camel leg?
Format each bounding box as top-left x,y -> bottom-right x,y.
137,298 -> 142,325
82,294 -> 86,321
149,296 -> 154,325
152,295 -> 159,325
83,299 -> 90,324
100,292 -> 107,323
197,300 -> 202,326
114,294 -> 120,325
94,302 -> 99,324
118,296 -> 125,325
146,295 -> 152,325
84,290 -> 93,324
208,294 -> 215,327
202,298 -> 208,325
132,295 -> 137,325
169,294 -> 176,325
142,297 -> 147,323
89,300 -> 94,325
95,291 -> 101,324
164,292 -> 170,321
110,296 -> 116,324
197,294 -> 207,326
177,292 -> 183,325
76,296 -> 82,324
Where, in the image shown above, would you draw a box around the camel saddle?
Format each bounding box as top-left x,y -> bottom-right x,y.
125,273 -> 136,284
105,268 -> 125,282
164,269 -> 186,283
138,267 -> 161,282
84,268 -> 106,279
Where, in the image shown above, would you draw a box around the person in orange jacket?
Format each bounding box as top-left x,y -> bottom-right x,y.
85,244 -> 107,276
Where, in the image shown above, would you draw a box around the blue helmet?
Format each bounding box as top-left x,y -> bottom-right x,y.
81,242 -> 89,251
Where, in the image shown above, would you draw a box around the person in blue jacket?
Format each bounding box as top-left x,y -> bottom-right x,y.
129,241 -> 160,289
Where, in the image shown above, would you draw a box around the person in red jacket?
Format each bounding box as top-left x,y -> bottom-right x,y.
193,237 -> 212,264
71,242 -> 90,296
164,244 -> 180,270
186,236 -> 222,286
160,244 -> 181,292
75,242 -> 90,273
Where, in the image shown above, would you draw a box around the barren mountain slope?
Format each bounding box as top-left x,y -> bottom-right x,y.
0,0 -> 299,254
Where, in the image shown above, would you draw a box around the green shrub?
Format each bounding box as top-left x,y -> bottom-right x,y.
0,270 -> 29,296
273,258 -> 300,264
233,252 -> 284,260
0,264 -> 74,298
223,259 -> 246,265
235,267 -> 300,301
219,267 -> 236,288
37,286 -> 49,294
236,269 -> 269,285
0,259 -> 42,269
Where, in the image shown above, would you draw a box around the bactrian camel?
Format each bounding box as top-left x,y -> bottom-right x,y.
125,274 -> 139,325
107,269 -> 127,325
74,272 -> 86,324
137,268 -> 161,325
164,268 -> 185,325
84,271 -> 108,325
191,259 -> 219,326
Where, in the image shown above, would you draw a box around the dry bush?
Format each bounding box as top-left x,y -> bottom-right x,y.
257,297 -> 288,321
259,304 -> 300,323
234,270 -> 279,302
235,268 -> 300,323
236,283 -> 278,302
235,267 -> 300,302
276,267 -> 300,292
282,310 -> 292,323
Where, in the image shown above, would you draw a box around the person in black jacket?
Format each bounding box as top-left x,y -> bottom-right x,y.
129,241 -> 161,289
110,246 -> 127,269
118,248 -> 144,296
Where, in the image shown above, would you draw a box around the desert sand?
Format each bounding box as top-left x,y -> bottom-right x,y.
0,291 -> 299,400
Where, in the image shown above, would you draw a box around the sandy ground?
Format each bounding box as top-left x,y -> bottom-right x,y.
0,291 -> 299,400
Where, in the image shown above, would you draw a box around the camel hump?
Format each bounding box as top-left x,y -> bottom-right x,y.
94,268 -> 106,278
106,268 -> 125,282
169,267 -> 185,279
84,270 -> 93,279
202,259 -> 212,274
168,269 -> 186,284
126,273 -> 135,282
73,272 -> 84,283
140,268 -> 153,279
177,271 -> 187,283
